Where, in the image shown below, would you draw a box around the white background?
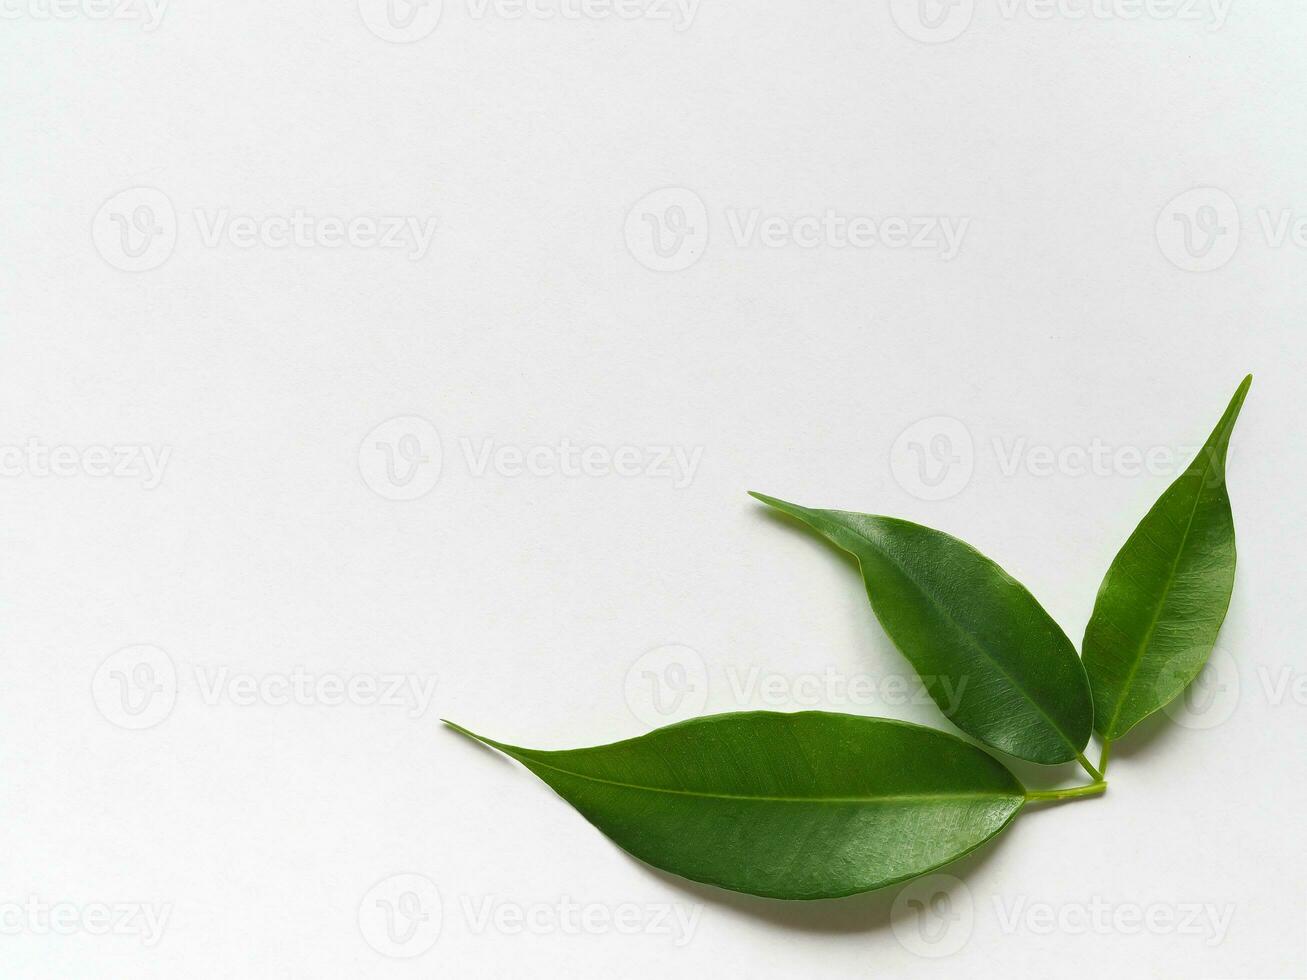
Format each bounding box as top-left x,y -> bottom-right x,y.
2,0 -> 1305,976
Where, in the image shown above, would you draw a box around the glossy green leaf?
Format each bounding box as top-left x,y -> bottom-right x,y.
1082,376 -> 1251,742
749,494 -> 1093,766
447,711 -> 1025,900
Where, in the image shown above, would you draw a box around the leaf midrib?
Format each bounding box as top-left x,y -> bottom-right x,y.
516,753 -> 1016,806
1101,463 -> 1211,737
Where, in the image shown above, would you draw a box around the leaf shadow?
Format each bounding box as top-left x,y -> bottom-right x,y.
750,503 -> 906,676
614,832 -> 1014,935
1101,710 -> 1184,766
753,502 -> 863,574
444,727 -> 517,766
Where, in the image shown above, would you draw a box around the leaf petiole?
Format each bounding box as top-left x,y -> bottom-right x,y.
1025,782 -> 1107,804
1075,751 -> 1104,782
1098,740 -> 1112,776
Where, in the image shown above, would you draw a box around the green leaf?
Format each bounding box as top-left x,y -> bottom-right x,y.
447,711 -> 1026,900
1082,376 -> 1251,743
749,494 -> 1094,766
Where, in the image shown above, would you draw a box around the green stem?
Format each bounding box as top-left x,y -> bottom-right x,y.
1098,740 -> 1112,776
1026,781 -> 1107,803
1075,751 -> 1103,782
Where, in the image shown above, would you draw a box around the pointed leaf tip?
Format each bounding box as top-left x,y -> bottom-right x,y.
1220,373 -> 1252,421
748,492 -> 812,521
444,720 -> 497,748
